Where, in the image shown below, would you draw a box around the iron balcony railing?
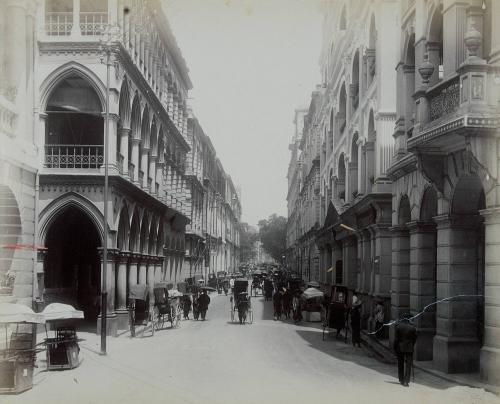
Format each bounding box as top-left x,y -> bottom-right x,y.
79,12 -> 107,36
429,77 -> 460,122
44,144 -> 103,168
45,12 -> 73,36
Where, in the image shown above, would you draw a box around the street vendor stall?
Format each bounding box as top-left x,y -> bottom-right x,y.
42,303 -> 83,370
300,287 -> 324,322
0,303 -> 45,394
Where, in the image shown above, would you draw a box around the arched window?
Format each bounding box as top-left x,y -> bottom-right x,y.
351,50 -> 360,111
337,153 -> 346,202
368,14 -> 377,84
427,7 -> 443,83
45,74 -> 103,168
337,84 -> 347,138
349,133 -> 359,201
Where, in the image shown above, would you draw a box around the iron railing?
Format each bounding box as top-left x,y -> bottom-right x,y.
44,145 -> 103,168
80,12 -> 107,36
45,12 -> 73,36
429,77 -> 460,121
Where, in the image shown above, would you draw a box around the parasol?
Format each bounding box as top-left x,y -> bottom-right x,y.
169,289 -> 183,298
301,287 -> 324,300
0,303 -> 45,324
41,303 -> 84,321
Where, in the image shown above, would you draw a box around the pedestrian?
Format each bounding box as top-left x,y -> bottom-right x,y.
272,288 -> 282,320
351,295 -> 362,347
282,288 -> 292,319
292,292 -> 302,324
183,295 -> 192,320
198,290 -> 211,321
375,302 -> 385,339
229,277 -> 235,294
394,313 -> 417,387
193,294 -> 200,320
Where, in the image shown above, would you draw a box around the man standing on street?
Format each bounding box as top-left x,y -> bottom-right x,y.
393,313 -> 417,387
198,290 -> 211,321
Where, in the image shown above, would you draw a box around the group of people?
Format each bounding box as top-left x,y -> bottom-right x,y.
180,290 -> 211,321
272,287 -> 302,324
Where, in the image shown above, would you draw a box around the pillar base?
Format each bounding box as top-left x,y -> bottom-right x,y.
433,335 -> 480,373
480,346 -> 500,385
96,313 -> 118,337
414,328 -> 435,361
115,309 -> 130,331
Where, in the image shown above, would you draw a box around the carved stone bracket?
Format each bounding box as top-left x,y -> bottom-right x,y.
415,151 -> 445,193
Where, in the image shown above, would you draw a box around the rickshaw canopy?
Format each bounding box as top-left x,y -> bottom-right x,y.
42,303 -> 84,321
301,287 -> 324,300
128,284 -> 149,301
0,303 -> 45,324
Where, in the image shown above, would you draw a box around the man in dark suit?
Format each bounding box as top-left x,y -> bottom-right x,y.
393,313 -> 417,386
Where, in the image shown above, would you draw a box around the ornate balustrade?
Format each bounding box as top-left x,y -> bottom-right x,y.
428,77 -> 460,122
44,145 -> 103,168
45,12 -> 73,36
80,12 -> 107,36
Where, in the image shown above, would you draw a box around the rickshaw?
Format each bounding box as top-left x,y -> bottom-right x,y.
263,278 -> 274,301
128,284 -> 155,337
153,283 -> 170,331
230,279 -> 253,324
323,285 -> 351,341
250,271 -> 263,296
168,289 -> 183,328
0,303 -> 45,394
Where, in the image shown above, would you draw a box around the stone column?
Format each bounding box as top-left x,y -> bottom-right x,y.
119,127 -> 131,175
140,146 -> 150,188
371,224 -> 392,297
146,257 -> 155,299
480,207 -> 500,384
433,215 -> 481,373
138,258 -> 147,285
97,248 -> 118,337
149,155 -> 157,192
131,138 -> 140,183
407,221 -> 437,361
115,252 -> 130,330
365,141 -> 375,193
154,257 -> 164,283
128,255 -> 139,289
390,225 -> 410,322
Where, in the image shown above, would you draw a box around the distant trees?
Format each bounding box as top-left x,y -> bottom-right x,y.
239,222 -> 259,263
258,214 -> 287,263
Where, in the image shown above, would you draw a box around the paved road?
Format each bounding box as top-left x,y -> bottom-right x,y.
4,292 -> 499,404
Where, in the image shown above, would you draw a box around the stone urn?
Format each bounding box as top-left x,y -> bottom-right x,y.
464,25 -> 482,59
418,53 -> 434,85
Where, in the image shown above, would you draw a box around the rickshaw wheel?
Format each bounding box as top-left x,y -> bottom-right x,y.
129,307 -> 135,338
153,306 -> 161,331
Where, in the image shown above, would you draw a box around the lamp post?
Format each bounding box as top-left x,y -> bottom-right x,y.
98,24 -> 119,355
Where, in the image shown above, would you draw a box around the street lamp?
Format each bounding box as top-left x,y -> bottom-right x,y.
98,24 -> 119,355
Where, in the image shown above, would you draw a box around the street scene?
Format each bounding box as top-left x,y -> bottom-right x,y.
3,288 -> 499,404
1,0 -> 500,402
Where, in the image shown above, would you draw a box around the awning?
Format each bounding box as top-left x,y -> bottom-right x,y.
0,303 -> 45,324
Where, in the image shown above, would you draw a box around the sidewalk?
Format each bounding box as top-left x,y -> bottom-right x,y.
361,330 -> 500,396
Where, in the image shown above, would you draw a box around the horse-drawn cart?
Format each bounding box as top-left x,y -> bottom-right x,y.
128,284 -> 155,337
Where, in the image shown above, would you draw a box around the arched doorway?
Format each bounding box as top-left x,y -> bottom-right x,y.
44,207 -> 101,321
433,174 -> 485,373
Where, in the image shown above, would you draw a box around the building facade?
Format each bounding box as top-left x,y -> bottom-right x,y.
287,0 -> 500,384
1,0 -> 242,336
183,113 -> 241,283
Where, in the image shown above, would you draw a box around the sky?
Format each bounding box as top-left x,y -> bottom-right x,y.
164,0 -> 322,226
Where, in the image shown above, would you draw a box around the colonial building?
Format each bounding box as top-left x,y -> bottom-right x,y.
183,112 -> 241,283
387,0 -> 500,383
0,0 -> 38,307
315,0 -> 399,333
285,108 -> 307,273
287,0 -> 500,385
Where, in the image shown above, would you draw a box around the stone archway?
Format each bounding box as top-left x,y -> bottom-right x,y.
433,174 -> 485,373
44,206 -> 101,322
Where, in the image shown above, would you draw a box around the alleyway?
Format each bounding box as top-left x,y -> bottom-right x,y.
3,292 -> 498,404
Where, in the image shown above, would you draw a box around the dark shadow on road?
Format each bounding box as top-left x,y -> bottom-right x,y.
295,329 -> 454,391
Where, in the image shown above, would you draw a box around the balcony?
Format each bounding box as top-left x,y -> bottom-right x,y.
44,145 -> 103,169
79,12 -> 107,36
428,77 -> 460,122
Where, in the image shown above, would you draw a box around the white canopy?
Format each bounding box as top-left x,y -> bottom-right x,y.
301,287 -> 324,300
169,289 -> 183,298
0,303 -> 45,324
42,303 -> 84,321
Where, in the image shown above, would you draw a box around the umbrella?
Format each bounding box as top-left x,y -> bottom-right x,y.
301,287 -> 324,300
253,270 -> 262,275
0,303 -> 45,324
41,303 -> 84,321
200,286 -> 216,292
169,289 -> 183,298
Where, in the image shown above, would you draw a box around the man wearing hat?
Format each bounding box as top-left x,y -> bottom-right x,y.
393,313 -> 417,386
